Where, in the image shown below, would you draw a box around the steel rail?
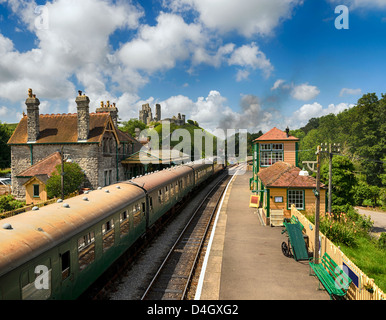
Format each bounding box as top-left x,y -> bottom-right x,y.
140,170 -> 230,300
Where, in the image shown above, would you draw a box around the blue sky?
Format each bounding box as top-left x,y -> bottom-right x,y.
0,0 -> 385,134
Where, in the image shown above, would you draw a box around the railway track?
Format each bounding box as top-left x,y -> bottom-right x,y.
141,172 -> 231,300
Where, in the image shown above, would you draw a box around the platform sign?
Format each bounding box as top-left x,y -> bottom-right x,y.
343,261 -> 359,288
249,195 -> 259,208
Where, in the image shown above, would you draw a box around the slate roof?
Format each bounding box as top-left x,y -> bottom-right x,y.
7,113 -> 136,145
258,161 -> 326,189
254,127 -> 299,142
122,149 -> 191,164
17,152 -> 62,178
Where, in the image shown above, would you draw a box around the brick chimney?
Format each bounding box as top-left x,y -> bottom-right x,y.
96,100 -> 118,128
25,88 -> 40,143
76,90 -> 90,142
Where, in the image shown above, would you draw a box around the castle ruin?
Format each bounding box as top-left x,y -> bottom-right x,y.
139,103 -> 185,126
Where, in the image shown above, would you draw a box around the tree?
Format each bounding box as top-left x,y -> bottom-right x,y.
0,122 -> 12,169
119,119 -> 146,138
46,162 -> 85,199
348,93 -> 385,187
321,155 -> 357,206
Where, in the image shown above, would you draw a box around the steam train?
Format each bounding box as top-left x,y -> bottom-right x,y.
0,160 -> 224,300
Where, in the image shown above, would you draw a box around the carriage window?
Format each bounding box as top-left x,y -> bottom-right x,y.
21,259 -> 52,300
158,189 -> 163,203
102,219 -> 115,251
61,251 -> 70,280
119,210 -> 130,238
78,232 -> 95,270
133,204 -> 142,229
149,197 -> 153,210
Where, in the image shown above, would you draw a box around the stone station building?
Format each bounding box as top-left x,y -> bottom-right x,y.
8,89 -> 142,201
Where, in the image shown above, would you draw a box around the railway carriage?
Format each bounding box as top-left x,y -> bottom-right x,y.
0,161 -> 223,300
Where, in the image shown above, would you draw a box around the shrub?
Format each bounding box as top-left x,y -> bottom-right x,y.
0,195 -> 25,213
305,207 -> 373,247
379,233 -> 386,250
46,162 -> 84,199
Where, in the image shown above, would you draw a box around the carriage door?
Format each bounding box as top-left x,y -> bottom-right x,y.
59,244 -> 74,299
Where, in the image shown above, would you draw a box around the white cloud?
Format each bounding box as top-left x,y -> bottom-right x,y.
270,79 -> 320,100
328,0 -> 386,9
235,69 -> 250,82
271,79 -> 286,90
0,0 -> 144,103
0,106 -> 9,117
288,102 -> 355,128
228,42 -> 273,78
164,0 -> 303,37
290,83 -> 320,101
339,88 -> 362,96
118,12 -> 204,73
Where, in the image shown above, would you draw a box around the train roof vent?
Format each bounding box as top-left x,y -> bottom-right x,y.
82,197 -> 89,201
57,199 -> 63,203
62,203 -> 70,208
116,186 -> 121,189
2,223 -> 13,230
32,206 -> 39,211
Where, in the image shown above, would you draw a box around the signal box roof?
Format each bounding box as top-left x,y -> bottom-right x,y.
254,127 -> 299,142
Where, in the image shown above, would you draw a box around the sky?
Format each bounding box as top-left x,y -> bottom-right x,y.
0,0 -> 385,134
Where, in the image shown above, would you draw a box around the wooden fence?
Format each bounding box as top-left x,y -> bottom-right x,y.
291,205 -> 385,300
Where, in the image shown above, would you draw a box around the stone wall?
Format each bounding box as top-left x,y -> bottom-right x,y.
11,142 -> 128,200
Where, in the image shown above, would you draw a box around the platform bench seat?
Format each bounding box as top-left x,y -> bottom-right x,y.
309,252 -> 352,299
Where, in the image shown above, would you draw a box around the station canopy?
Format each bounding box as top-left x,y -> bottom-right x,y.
121,149 -> 190,165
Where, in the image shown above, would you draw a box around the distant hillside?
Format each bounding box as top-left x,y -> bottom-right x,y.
149,122 -> 219,159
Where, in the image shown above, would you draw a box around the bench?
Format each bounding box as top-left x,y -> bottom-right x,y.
309,252 -> 352,299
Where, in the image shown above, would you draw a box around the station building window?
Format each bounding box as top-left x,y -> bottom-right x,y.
287,189 -> 305,210
260,143 -> 283,167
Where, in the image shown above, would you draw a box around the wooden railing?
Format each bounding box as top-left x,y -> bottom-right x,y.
291,205 -> 385,300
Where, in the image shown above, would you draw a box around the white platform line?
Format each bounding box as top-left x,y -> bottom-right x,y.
194,165 -> 241,300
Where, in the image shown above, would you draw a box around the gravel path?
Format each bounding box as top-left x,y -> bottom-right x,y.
108,174 -> 226,300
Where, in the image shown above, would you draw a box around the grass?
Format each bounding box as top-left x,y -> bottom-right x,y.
340,237 -> 386,293
305,208 -> 386,293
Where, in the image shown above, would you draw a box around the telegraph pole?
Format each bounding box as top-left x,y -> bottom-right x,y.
313,145 -> 321,263
321,143 -> 341,214
60,145 -> 64,200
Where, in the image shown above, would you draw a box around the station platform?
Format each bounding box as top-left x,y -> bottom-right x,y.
197,168 -> 329,300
